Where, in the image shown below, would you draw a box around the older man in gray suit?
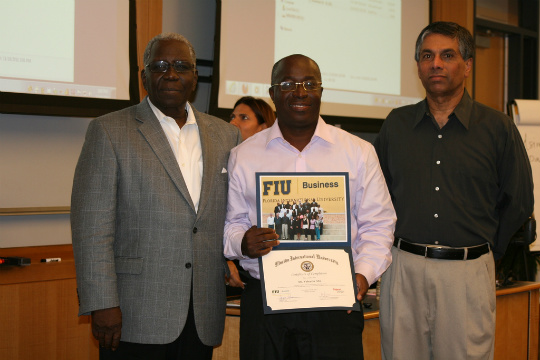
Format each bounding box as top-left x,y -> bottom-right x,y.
71,33 -> 241,359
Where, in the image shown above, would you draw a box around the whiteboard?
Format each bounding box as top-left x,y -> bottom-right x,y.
511,100 -> 540,251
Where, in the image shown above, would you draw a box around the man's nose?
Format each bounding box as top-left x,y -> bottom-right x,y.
293,83 -> 307,97
163,66 -> 180,79
432,55 -> 444,69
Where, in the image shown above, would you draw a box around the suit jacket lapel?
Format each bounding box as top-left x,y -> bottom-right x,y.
195,109 -> 219,219
135,100 -> 196,212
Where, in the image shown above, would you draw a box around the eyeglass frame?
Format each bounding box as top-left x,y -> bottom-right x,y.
270,81 -> 323,92
145,60 -> 196,73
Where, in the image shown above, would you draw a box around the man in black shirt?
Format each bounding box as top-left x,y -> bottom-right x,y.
374,21 -> 534,360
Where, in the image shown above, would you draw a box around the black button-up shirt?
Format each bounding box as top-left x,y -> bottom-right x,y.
374,90 -> 534,258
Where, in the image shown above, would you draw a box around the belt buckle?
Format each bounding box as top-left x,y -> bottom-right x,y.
426,246 -> 443,258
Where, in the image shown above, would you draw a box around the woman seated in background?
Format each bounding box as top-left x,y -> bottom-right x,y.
229,96 -> 275,140
225,96 -> 275,289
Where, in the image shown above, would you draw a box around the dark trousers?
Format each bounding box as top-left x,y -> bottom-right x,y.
240,277 -> 364,360
99,296 -> 213,360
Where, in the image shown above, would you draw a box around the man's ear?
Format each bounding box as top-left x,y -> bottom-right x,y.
141,69 -> 148,91
269,87 -> 275,103
464,58 -> 473,78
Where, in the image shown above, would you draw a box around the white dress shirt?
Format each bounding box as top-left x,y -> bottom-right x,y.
148,98 -> 203,211
224,117 -> 396,284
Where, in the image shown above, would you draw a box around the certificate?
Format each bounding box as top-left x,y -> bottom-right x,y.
259,248 -> 360,314
256,172 -> 359,313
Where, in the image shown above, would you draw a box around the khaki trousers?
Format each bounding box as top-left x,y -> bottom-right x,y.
379,246 -> 496,360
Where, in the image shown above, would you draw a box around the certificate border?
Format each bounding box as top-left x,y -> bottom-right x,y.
258,247 -> 361,314
255,172 -> 351,250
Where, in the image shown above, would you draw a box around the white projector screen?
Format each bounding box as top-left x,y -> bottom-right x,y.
0,0 -> 137,117
216,0 -> 429,121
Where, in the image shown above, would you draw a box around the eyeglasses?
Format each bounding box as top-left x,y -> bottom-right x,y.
271,81 -> 322,92
145,60 -> 195,73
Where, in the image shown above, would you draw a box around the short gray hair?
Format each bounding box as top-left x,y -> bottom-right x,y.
415,21 -> 474,62
143,32 -> 196,66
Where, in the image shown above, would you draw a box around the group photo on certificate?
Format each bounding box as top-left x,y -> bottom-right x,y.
257,173 -> 349,244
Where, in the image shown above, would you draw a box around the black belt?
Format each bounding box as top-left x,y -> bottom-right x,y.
393,238 -> 490,260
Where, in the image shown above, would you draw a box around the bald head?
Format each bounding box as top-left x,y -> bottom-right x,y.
268,54 -> 323,148
271,54 -> 321,85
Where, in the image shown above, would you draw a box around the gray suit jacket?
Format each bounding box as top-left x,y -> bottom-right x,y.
71,99 -> 241,345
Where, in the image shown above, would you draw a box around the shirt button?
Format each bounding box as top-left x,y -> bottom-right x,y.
435,187 -> 440,191
434,214 -> 439,218
436,160 -> 441,165
185,263 -> 192,269
193,227 -> 198,233
438,135 -> 442,139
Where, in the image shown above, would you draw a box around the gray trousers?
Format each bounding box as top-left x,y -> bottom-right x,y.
282,224 -> 289,239
379,246 -> 496,360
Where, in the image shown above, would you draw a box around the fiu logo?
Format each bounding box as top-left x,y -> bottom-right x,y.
262,180 -> 291,196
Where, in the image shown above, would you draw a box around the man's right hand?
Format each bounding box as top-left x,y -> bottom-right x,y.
92,306 -> 122,351
241,225 -> 280,258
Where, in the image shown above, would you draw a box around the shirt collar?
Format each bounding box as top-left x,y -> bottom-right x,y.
264,116 -> 334,148
452,89 -> 472,129
413,89 -> 473,130
146,97 -> 196,126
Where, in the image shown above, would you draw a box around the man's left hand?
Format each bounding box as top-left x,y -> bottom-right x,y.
347,273 -> 369,314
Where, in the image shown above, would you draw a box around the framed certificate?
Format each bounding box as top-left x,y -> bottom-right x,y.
256,173 -> 359,314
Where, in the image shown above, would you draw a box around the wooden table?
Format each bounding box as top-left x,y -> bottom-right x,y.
0,245 -> 97,360
494,281 -> 540,360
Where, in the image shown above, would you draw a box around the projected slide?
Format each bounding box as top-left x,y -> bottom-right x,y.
0,0 -> 74,82
0,0 -> 129,100
275,0 -> 400,95
218,0 -> 429,120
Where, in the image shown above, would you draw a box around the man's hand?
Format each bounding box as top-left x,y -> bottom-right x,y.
241,225 -> 280,258
348,273 -> 369,314
226,260 -> 245,289
92,306 -> 122,351
355,273 -> 369,301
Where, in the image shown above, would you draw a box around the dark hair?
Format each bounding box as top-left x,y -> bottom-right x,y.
415,21 -> 474,61
233,96 -> 275,127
